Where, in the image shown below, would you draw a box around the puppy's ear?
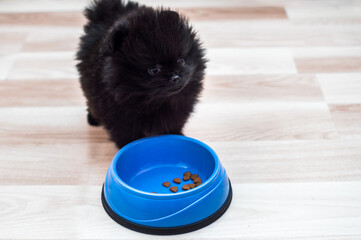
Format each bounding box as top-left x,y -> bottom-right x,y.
110,24 -> 128,51
102,23 -> 129,54
159,10 -> 180,20
158,10 -> 182,32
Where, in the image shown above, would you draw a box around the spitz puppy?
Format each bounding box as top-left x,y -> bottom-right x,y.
76,0 -> 206,148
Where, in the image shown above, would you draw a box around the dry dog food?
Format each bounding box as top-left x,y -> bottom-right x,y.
173,178 -> 181,184
182,184 -> 190,190
183,172 -> 191,181
193,177 -> 202,184
162,181 -> 171,188
190,174 -> 198,180
170,186 -> 178,193
161,172 -> 202,193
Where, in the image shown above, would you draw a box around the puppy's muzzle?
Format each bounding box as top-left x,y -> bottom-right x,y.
170,74 -> 182,85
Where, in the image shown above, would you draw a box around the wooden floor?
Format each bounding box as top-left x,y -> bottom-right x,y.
1,0 -> 361,239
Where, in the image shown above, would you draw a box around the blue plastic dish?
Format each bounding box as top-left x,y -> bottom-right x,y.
101,135 -> 232,235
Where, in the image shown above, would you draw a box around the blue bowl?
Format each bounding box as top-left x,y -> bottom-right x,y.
101,135 -> 232,235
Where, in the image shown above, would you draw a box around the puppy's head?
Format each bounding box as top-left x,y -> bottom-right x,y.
102,8 -> 206,100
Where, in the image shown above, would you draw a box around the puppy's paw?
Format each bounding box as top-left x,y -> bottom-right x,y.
169,130 -> 184,136
87,112 -> 100,126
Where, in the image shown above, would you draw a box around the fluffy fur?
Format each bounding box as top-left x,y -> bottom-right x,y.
76,0 -> 206,148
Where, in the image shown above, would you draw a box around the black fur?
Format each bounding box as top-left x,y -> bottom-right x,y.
76,0 -> 206,148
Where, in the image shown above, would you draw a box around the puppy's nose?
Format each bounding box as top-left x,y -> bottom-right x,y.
170,74 -> 181,84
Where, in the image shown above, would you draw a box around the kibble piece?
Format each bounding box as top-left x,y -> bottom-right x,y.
193,177 -> 202,184
188,183 -> 196,189
152,192 -> 157,193
162,181 -> 171,188
170,186 -> 178,193
195,182 -> 202,186
173,178 -> 181,184
182,184 -> 190,190
190,174 -> 198,180
183,171 -> 191,181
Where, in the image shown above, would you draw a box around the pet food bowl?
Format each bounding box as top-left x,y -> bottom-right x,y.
101,135 -> 232,235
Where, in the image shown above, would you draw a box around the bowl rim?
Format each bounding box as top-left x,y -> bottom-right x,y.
108,134 -> 221,199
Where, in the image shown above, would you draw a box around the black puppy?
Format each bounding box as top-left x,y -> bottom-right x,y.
76,0 -> 206,148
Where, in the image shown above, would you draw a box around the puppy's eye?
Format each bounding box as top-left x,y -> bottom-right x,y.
148,66 -> 161,75
177,58 -> 185,65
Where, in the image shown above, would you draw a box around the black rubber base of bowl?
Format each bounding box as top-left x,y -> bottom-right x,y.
101,179 -> 233,235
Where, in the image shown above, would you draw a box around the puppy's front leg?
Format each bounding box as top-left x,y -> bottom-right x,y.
107,122 -> 143,149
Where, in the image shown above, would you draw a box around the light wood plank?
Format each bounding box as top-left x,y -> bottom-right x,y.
295,57 -> 361,73
0,11 -> 86,27
22,28 -> 82,52
293,47 -> 361,73
207,48 -> 297,75
0,142 -> 116,185
317,73 -> 361,104
0,107 -> 109,144
208,140 -> 361,183
286,5 -> 361,21
292,47 -> 361,58
181,7 -> 287,20
0,32 -> 25,80
0,53 -> 17,81
0,186 -> 80,239
0,0 -> 88,13
0,80 -> 84,107
329,104 -> 361,140
7,52 -> 77,80
194,20 -> 361,48
0,32 -> 27,54
202,74 -> 324,103
184,102 -> 338,141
